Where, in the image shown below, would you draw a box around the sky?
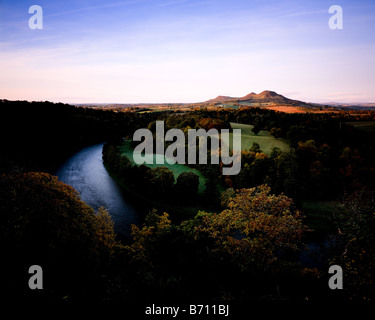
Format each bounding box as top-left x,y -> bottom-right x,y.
0,0 -> 374,104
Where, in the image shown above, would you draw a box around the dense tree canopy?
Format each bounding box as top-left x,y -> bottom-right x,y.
0,172 -> 117,301
120,185 -> 325,300
193,185 -> 309,272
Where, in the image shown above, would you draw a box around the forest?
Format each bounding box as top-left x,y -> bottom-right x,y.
1,99 -> 375,302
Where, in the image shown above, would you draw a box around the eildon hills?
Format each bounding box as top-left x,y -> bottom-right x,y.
205,90 -> 311,107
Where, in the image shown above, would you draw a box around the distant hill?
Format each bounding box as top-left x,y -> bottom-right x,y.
205,90 -> 313,107
73,90 -> 375,113
206,95 -> 237,102
321,102 -> 375,109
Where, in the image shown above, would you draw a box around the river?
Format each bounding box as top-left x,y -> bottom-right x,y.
54,143 -> 328,267
55,143 -> 139,238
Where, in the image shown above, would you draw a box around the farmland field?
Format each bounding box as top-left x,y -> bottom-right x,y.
230,122 -> 290,155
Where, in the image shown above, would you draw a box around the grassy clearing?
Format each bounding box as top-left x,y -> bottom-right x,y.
229,122 -> 290,155
345,121 -> 375,132
119,140 -> 206,194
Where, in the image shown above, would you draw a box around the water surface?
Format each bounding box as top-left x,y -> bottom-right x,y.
56,143 -> 139,237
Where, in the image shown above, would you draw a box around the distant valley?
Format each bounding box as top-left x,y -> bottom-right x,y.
76,90 -> 375,113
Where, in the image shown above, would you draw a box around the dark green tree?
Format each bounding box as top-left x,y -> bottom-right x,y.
150,167 -> 175,194
175,171 -> 199,197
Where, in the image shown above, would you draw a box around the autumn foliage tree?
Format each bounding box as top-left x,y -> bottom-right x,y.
122,185 -> 317,300
0,172 -> 117,301
195,185 -> 309,272
123,209 -> 222,300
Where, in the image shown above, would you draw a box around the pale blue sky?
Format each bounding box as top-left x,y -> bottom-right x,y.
0,0 -> 374,103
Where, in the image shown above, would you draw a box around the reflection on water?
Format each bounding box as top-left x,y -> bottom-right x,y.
56,143 -> 139,237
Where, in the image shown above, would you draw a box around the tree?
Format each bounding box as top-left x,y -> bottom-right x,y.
250,142 -> 261,153
127,210 -> 172,271
270,127 -> 283,138
125,209 -> 222,300
125,211 -> 184,298
195,185 -> 309,272
175,171 -> 199,197
95,206 -> 117,251
271,149 -> 299,199
251,120 -> 261,135
0,172 -> 117,301
330,189 -> 375,299
120,186 -> 317,300
150,167 -> 175,194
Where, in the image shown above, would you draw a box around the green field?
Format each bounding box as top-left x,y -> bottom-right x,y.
345,121 -> 375,132
119,140 -> 207,194
230,122 -> 290,155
